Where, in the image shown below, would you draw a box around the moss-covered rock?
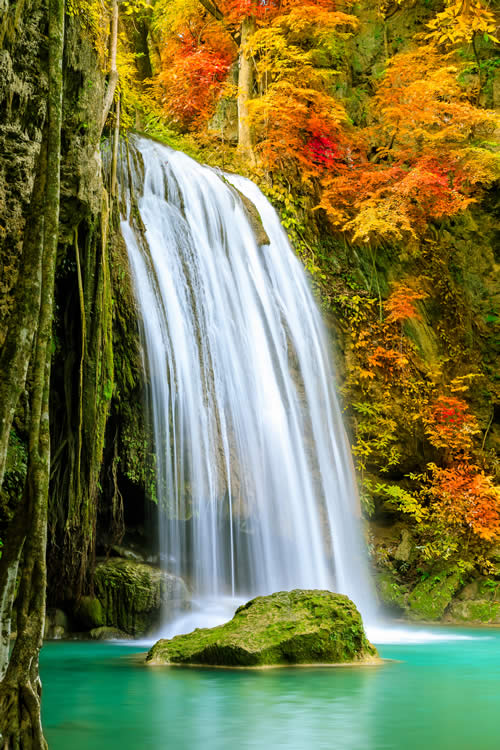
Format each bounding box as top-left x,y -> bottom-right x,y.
408,569 -> 462,621
446,599 -> 500,625
146,589 -> 378,667
94,558 -> 189,636
74,596 -> 105,630
377,571 -> 408,614
89,626 -> 131,641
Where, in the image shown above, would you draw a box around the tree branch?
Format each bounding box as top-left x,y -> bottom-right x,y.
197,0 -> 240,45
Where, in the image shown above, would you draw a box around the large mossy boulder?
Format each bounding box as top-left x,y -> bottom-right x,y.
146,589 -> 378,667
88,559 -> 189,636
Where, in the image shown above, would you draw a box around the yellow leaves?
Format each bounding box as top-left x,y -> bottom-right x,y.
375,44 -> 498,150
460,147 -> 500,186
249,82 -> 347,176
426,0 -> 500,47
359,369 -> 376,380
342,196 -> 416,244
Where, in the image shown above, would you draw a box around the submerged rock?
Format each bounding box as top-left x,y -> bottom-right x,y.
146,589 -> 378,667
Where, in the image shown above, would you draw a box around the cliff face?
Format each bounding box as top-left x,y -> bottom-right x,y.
0,3 -> 150,613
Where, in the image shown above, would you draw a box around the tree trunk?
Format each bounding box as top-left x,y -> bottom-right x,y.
0,0 -> 64,741
0,141 -> 47,493
237,15 -> 256,164
101,0 -> 119,133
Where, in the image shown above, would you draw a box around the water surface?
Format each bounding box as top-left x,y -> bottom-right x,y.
41,628 -> 500,750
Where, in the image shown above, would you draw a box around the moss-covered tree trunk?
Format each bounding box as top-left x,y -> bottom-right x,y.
0,138 -> 47,494
0,0 -> 64,742
0,139 -> 48,681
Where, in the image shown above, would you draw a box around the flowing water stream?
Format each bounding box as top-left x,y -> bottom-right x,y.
119,136 -> 376,631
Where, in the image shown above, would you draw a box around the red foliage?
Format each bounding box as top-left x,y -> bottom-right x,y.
156,27 -> 233,129
221,0 -> 337,23
306,133 -> 341,168
425,395 -> 479,454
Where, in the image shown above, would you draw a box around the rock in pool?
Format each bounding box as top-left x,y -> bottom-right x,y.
146,589 -> 378,667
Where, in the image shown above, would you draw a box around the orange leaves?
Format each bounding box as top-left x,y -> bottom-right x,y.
426,463 -> 500,543
367,346 -> 408,375
425,0 -> 500,47
373,44 -> 498,151
154,9 -> 234,129
249,84 -> 347,178
245,1 -> 355,177
386,284 -> 427,324
319,42 -> 499,242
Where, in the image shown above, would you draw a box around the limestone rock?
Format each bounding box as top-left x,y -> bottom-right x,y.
44,608 -> 69,639
94,558 -> 190,636
234,188 -> 270,246
394,529 -> 414,563
89,626 -> 131,640
147,589 -> 378,667
445,599 -> 500,625
75,596 -> 106,630
377,571 -> 408,613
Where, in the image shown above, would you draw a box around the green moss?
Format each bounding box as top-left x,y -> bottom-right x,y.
94,559 -> 189,636
448,599 -> 500,624
408,569 -> 462,621
0,429 -> 28,540
147,589 -> 378,667
74,596 -> 105,629
377,572 -> 408,613
89,626 -> 131,640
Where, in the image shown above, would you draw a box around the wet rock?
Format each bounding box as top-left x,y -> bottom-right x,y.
94,558 -> 190,637
45,608 -> 69,639
394,529 -> 414,563
377,571 -> 408,614
445,599 -> 500,625
74,596 -> 106,630
234,189 -> 270,246
89,626 -> 131,640
147,589 -> 378,667
110,545 -> 145,562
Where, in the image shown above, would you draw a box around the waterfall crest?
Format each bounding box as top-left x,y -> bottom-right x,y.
119,136 -> 376,631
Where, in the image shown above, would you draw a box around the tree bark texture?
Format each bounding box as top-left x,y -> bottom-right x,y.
0,0 -> 64,742
237,16 -> 256,164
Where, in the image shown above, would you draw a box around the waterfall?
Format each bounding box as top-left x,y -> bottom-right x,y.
119,136 -> 376,633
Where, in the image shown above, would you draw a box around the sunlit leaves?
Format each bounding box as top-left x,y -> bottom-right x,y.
426,0 -> 499,47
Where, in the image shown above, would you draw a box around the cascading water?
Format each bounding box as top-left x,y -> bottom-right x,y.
119,135 -> 377,634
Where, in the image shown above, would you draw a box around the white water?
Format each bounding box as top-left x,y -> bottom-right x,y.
119,136 -> 377,634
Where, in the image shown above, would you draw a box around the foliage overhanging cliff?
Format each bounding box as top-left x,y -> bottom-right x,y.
0,4 -> 499,721
113,0 -> 500,592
